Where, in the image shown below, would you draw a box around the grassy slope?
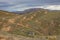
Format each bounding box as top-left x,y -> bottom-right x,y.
0,9 -> 60,38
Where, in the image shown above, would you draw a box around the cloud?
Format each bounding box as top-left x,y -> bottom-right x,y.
1,5 -> 60,12
4,5 -> 60,12
40,5 -> 60,10
11,5 -> 60,11
0,0 -> 60,12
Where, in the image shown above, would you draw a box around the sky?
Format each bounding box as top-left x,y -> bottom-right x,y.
0,0 -> 60,12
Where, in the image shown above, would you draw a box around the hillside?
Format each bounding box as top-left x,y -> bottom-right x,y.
0,8 -> 60,40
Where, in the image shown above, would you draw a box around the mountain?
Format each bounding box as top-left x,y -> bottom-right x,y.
0,8 -> 60,40
14,8 -> 48,14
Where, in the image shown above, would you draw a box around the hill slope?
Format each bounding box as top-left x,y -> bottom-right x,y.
0,9 -> 60,38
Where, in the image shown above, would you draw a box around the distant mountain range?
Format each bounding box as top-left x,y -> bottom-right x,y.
13,8 -> 48,14
13,8 -> 60,14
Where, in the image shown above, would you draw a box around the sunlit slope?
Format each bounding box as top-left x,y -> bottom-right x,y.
0,9 -> 60,37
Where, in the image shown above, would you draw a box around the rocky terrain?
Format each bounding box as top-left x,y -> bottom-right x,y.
0,8 -> 60,40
